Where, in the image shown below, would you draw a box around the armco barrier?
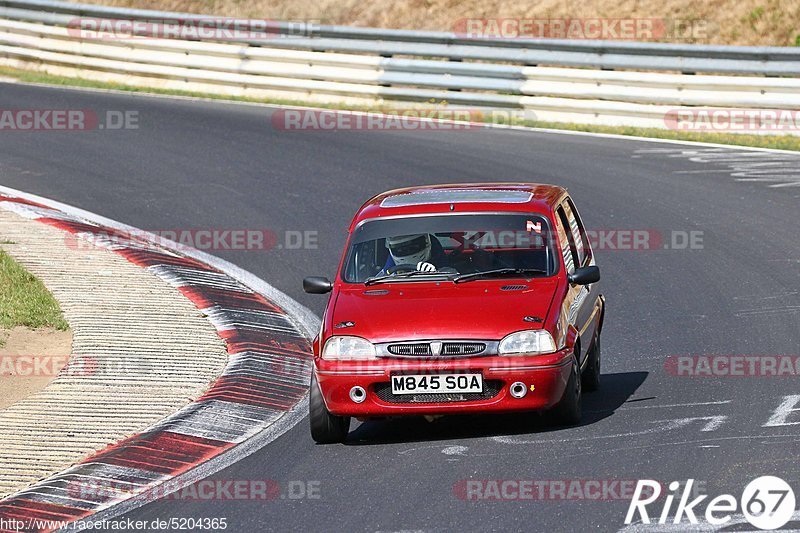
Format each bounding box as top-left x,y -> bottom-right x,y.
0,0 -> 798,132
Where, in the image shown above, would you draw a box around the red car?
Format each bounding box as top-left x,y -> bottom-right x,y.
303,184 -> 605,443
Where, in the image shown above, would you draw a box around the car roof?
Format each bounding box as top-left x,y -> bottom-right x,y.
350,183 -> 567,231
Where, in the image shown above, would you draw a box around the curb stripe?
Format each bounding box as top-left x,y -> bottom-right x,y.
0,193 -> 313,532
176,286 -> 285,312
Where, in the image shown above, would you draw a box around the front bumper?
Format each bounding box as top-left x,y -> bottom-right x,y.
315,348 -> 573,417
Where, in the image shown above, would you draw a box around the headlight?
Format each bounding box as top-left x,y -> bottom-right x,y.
322,336 -> 377,360
498,330 -> 556,356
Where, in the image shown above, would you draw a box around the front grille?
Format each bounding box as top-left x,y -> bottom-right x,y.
387,343 -> 432,356
385,342 -> 487,357
373,380 -> 502,403
441,342 -> 486,356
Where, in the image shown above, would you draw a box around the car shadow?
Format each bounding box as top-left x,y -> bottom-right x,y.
345,371 -> 648,446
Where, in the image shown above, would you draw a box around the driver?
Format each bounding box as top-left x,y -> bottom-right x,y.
382,234 -> 443,274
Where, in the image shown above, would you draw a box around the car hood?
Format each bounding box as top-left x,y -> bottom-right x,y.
329,278 -> 560,343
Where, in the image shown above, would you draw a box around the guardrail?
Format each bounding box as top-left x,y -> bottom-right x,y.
0,0 -> 798,133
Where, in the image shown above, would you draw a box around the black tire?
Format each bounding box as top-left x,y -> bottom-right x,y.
581,336 -> 601,392
309,374 -> 350,444
548,354 -> 582,426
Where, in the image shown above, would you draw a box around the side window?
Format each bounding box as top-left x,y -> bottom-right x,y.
563,198 -> 591,266
347,239 -> 381,281
555,206 -> 578,274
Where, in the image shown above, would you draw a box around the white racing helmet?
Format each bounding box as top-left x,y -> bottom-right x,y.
386,234 -> 432,266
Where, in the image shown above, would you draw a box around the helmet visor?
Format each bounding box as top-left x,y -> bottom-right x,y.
388,235 -> 429,258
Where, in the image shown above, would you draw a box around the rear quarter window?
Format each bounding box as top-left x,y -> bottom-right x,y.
555,206 -> 577,274
563,198 -> 592,267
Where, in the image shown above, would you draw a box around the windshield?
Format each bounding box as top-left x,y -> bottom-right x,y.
342,214 -> 556,283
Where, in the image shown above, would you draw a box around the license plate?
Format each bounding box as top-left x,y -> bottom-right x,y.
390,373 -> 483,395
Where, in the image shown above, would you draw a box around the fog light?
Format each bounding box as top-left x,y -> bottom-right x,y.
349,386 -> 366,403
509,382 -> 527,399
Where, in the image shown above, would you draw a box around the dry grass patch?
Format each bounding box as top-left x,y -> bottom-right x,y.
68,0 -> 800,46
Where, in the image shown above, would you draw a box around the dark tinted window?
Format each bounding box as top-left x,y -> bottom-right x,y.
343,214 -> 556,283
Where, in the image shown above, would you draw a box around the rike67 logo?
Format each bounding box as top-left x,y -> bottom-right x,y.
625,476 -> 796,530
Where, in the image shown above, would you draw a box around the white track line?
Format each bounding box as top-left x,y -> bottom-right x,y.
619,400 -> 732,411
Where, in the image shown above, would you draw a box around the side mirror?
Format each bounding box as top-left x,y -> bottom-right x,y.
303,276 -> 333,294
568,266 -> 600,285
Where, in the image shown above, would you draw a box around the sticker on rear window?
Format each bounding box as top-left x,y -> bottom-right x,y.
526,220 -> 542,233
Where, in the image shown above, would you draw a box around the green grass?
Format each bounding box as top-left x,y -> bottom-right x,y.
1,65 -> 799,152
499,119 -> 800,151
747,6 -> 765,30
0,249 -> 69,332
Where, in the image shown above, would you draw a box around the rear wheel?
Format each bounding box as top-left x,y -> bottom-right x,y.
548,354 -> 582,426
581,336 -> 601,392
310,374 -> 350,444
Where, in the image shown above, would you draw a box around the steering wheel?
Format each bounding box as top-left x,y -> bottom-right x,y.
386,264 -> 417,275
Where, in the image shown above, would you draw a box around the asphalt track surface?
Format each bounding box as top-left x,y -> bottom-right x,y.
1,82 -> 799,532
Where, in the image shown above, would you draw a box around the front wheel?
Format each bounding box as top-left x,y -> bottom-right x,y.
310,374 -> 350,444
547,354 -> 582,426
581,336 -> 601,392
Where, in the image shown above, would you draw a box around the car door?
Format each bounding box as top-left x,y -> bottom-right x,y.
555,198 -> 601,365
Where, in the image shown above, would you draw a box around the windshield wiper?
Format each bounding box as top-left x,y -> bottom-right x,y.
452,268 -> 547,284
364,270 -> 448,286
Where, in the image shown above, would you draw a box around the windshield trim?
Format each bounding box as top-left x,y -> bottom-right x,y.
352,210 -> 548,230
363,272 -> 456,286
353,271 -> 556,287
